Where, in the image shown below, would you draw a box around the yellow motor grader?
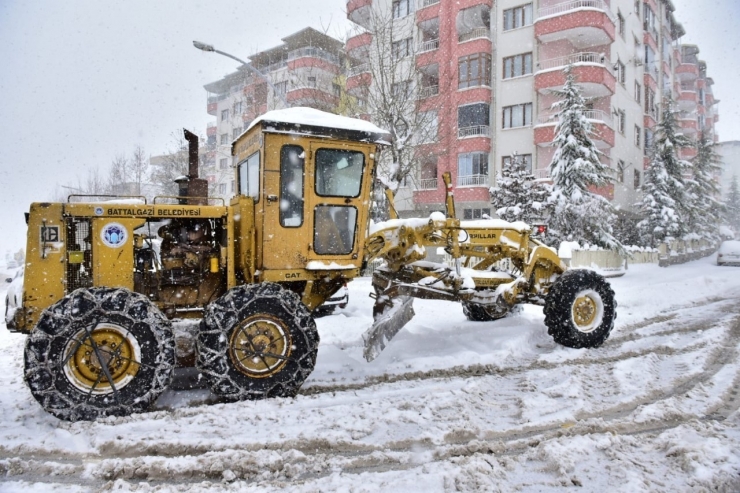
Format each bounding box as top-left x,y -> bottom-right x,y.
10,108 -> 616,421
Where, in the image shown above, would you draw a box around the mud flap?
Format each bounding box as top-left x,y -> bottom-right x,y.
362,296 -> 415,362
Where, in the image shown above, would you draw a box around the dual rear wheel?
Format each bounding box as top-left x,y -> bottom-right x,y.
24,283 -> 319,421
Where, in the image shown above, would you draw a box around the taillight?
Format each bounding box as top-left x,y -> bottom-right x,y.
536,225 -> 547,235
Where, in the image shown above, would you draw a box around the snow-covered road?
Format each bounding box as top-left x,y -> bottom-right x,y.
1,256 -> 740,491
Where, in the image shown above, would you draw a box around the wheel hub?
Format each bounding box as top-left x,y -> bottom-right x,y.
570,289 -> 604,333
64,324 -> 141,394
229,316 -> 291,378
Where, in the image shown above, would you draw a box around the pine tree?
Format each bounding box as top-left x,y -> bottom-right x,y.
636,100 -> 692,246
490,153 -> 550,224
726,175 -> 740,232
685,133 -> 723,241
546,66 -> 622,252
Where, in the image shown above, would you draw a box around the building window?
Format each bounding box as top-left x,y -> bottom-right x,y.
392,0 -> 414,19
634,125 -> 641,147
635,82 -> 642,103
616,60 -> 626,85
232,127 -> 242,139
503,53 -> 533,79
698,88 -> 706,105
502,154 -> 533,174
233,101 -> 243,116
645,87 -> 656,117
502,103 -> 532,129
220,133 -> 229,145
459,53 -> 491,88
231,180 -> 235,193
419,110 -> 438,142
617,109 -> 626,134
458,103 -> 490,134
503,4 -> 533,31
219,183 -> 227,194
392,38 -> 413,60
220,158 -> 229,170
634,0 -> 641,17
307,76 -> 317,87
699,114 -> 706,129
644,128 -> 654,155
275,81 -> 288,97
617,11 -> 625,37
332,83 -> 341,97
458,152 -> 489,186
391,81 -> 412,99
463,208 -> 492,220
617,160 -> 625,183
221,109 -> 229,121
633,169 -> 641,189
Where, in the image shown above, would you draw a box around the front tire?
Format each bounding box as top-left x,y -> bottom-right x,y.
544,269 -> 616,348
24,288 -> 175,422
196,283 -> 319,401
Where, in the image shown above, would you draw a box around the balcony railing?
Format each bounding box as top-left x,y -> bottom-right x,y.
418,39 -> 439,53
348,63 -> 370,77
537,109 -> 613,127
287,47 -> 340,65
458,27 -> 491,43
458,125 -> 490,138
261,60 -> 288,73
645,62 -> 659,79
420,0 -> 440,7
418,178 -> 438,190
643,21 -> 659,40
458,174 -> 488,187
537,0 -> 616,24
534,168 -> 551,179
537,52 -> 608,71
417,85 -> 439,99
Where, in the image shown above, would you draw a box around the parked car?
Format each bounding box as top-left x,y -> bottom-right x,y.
5,267 -> 24,327
6,260 -> 17,269
313,283 -> 349,317
717,240 -> 740,266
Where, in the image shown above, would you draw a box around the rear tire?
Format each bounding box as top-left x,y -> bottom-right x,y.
196,283 -> 319,400
544,269 -> 616,348
24,288 -> 175,422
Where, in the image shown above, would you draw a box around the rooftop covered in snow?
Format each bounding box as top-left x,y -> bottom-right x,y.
244,107 -> 392,145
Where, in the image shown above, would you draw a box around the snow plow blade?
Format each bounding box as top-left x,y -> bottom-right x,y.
362,296 -> 415,362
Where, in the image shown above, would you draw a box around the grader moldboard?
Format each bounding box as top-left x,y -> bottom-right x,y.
11,108 -> 616,421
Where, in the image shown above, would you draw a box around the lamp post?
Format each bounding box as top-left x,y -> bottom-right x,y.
193,41 -> 289,108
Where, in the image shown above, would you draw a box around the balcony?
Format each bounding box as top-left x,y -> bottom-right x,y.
535,0 -> 616,49
347,0 -> 372,27
644,61 -> 659,81
287,47 -> 341,66
348,63 -> 370,78
675,63 -> 699,81
458,125 -> 490,139
535,109 -> 614,148
420,0 -> 439,7
206,121 -> 217,137
418,178 -> 438,190
678,115 -> 698,136
534,168 -> 551,180
418,38 -> 439,53
458,27 -> 491,43
535,54 -> 615,98
458,174 -> 488,187
417,85 -> 439,99
346,32 -> 372,54
678,90 -> 698,112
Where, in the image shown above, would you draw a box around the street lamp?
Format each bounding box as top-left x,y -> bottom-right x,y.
193,40 -> 289,108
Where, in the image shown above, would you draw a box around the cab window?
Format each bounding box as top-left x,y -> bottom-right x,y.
238,151 -> 260,200
315,149 -> 365,198
280,145 -> 304,227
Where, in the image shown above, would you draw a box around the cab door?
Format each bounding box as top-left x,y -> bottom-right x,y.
261,135 -> 310,270
306,142 -> 371,266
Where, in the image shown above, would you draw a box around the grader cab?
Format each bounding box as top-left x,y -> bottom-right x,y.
12,108 -> 616,422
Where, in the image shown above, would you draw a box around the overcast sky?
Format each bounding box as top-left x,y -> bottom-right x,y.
0,0 -> 738,254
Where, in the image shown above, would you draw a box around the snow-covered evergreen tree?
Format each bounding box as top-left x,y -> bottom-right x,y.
726,175 -> 740,232
546,66 -> 622,252
636,100 -> 691,246
490,153 -> 550,224
685,133 -> 723,241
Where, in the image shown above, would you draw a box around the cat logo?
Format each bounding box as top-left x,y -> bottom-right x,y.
285,272 -> 301,279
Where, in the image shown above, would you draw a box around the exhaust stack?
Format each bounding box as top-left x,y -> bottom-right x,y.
176,129 -> 209,205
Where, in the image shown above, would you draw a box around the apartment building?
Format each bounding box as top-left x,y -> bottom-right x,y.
346,0 -> 719,219
202,27 -> 345,201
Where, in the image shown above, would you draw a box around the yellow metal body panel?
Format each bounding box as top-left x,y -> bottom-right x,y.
91,217 -> 143,290
19,203 -> 67,332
